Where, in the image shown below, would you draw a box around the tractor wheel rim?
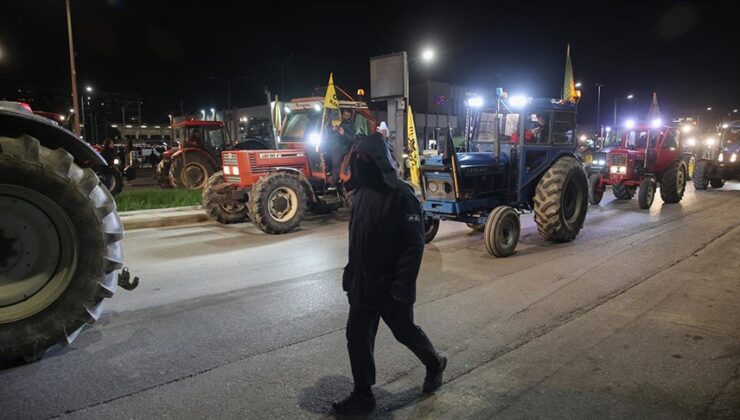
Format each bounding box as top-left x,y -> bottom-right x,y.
182,162 -> 208,188
221,202 -> 246,214
0,185 -> 77,323
647,182 -> 655,204
425,218 -> 436,235
499,215 -> 517,247
268,187 -> 298,222
677,168 -> 685,191
688,159 -> 695,178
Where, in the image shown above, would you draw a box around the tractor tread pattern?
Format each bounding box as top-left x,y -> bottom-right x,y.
249,172 -> 307,234
202,171 -> 250,224
659,160 -> 686,204
0,135 -> 123,361
533,156 -> 588,242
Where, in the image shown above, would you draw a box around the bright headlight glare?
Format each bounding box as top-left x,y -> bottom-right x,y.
467,97 -> 484,108
731,153 -> 737,163
113,158 -> 120,165
681,125 -> 692,133
509,95 -> 529,108
718,153 -> 723,162
597,159 -> 606,166
625,119 -> 635,129
610,165 -> 627,174
687,138 -> 696,146
705,138 -> 716,146
309,132 -> 321,145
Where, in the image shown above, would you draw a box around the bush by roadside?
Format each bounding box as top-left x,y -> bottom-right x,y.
115,187 -> 201,212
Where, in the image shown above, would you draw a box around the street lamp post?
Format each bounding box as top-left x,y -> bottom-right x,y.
422,48 -> 435,148
613,94 -> 634,126
65,0 -> 81,135
81,86 -> 93,140
595,83 -> 604,136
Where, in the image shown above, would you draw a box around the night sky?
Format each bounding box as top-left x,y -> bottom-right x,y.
1,0 -> 738,125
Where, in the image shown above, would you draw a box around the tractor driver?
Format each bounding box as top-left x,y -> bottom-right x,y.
187,129 -> 202,147
531,114 -> 549,144
326,109 -> 356,186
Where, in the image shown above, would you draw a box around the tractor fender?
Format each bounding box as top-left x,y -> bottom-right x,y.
266,167 -> 318,203
0,103 -> 105,167
170,147 -> 220,171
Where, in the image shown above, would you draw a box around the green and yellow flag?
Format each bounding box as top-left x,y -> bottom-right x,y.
406,105 -> 422,187
323,73 -> 342,127
562,44 -> 578,103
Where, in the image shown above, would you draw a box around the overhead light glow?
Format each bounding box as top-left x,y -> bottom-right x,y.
687,138 -> 696,146
509,95 -> 530,108
467,96 -> 484,108
625,119 -> 635,129
313,104 -> 321,112
651,118 -> 662,128
681,125 -> 692,133
422,49 -> 434,61
605,126 -> 612,133
309,132 -> 321,145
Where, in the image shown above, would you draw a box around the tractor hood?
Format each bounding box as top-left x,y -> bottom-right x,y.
423,152 -> 510,172
162,148 -> 176,159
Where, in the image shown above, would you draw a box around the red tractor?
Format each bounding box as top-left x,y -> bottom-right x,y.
156,120 -> 271,189
588,121 -> 692,209
202,96 -> 377,233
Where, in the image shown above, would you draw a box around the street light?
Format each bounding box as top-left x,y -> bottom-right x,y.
422,49 -> 434,62
707,107 -> 712,111
85,86 -> 93,93
575,82 -> 582,88
613,94 -> 634,126
200,109 -> 206,120
210,108 -> 216,121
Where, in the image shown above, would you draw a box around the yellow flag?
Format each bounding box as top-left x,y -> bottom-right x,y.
562,44 -> 578,102
406,105 -> 422,187
323,73 -> 341,127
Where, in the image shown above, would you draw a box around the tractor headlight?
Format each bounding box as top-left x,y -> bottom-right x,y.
597,159 -> 606,166
113,158 -> 120,165
687,138 -> 696,147
705,138 -> 716,147
309,132 -> 321,145
718,153 -> 724,162
428,181 -> 439,193
610,165 -> 627,174
731,153 -> 737,163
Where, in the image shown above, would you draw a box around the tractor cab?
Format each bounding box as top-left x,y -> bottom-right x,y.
170,120 -> 230,159
277,97 -> 376,180
606,122 -> 683,181
693,121 -> 740,190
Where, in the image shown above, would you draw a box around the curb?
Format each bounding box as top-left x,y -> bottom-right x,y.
119,206 -> 210,230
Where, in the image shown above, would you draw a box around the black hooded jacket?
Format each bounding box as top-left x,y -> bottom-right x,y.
342,133 -> 425,307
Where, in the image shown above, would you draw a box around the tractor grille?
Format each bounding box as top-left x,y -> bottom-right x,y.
222,153 -> 238,167
610,154 -> 627,167
247,154 -> 304,173
225,175 -> 241,183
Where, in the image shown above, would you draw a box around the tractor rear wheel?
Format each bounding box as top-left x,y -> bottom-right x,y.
424,217 -> 439,243
710,178 -> 725,189
169,153 -> 214,189
249,172 -> 307,234
0,135 -> 123,362
484,206 -> 520,257
612,183 -> 635,200
638,176 -> 656,209
534,156 -> 588,242
659,160 -> 687,204
686,155 -> 696,180
588,173 -> 603,205
693,160 -> 710,190
156,159 -> 174,188
202,171 -> 249,224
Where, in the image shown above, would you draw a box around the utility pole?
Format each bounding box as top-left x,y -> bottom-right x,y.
65,0 -> 81,135
595,83 -> 604,136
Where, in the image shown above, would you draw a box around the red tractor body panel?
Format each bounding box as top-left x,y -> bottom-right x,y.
221,149 -> 313,188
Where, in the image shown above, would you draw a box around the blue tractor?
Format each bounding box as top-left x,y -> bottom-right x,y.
693,120 -> 740,189
421,96 -> 588,257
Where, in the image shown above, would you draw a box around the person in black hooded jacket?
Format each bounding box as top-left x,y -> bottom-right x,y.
332,132 -> 447,416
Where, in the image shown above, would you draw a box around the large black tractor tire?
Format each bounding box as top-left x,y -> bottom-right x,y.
660,160 -> 687,204
156,159 -> 174,188
534,156 -> 588,242
0,135 -> 123,362
588,173 -> 604,205
169,153 -> 215,190
484,206 -> 520,257
202,171 -> 249,224
612,183 -> 635,200
98,165 -> 124,196
424,217 -> 440,243
710,178 -> 725,189
693,160 -> 710,190
638,176 -> 656,209
249,172 -> 307,234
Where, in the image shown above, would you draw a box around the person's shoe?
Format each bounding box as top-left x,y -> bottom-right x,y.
423,354 -> 447,393
332,392 -> 376,416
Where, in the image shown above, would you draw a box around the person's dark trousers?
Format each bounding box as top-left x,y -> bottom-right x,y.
346,300 -> 441,387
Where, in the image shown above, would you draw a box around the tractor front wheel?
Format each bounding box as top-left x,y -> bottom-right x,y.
693,160 -> 710,190
638,176 -> 656,209
202,171 -> 249,224
612,183 -> 635,200
534,156 -> 588,242
156,159 -> 174,188
484,206 -> 520,257
659,160 -> 687,204
588,173 -> 603,205
169,154 -> 214,189
710,178 -> 725,189
424,217 -> 439,243
249,173 -> 307,234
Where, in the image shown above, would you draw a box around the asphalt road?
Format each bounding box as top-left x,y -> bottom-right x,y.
1,183 -> 739,419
